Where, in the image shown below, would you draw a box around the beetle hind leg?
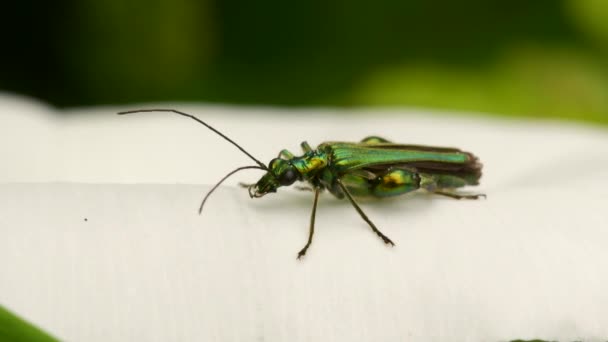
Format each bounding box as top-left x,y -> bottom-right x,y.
419,174 -> 485,200
432,190 -> 486,200
370,168 -> 420,198
361,136 -> 392,144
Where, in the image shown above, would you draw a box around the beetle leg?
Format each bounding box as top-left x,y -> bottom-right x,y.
297,188 -> 321,259
278,149 -> 295,159
370,167 -> 420,198
432,190 -> 486,200
360,136 -> 392,144
300,141 -> 313,153
336,179 -> 395,246
419,174 -> 485,200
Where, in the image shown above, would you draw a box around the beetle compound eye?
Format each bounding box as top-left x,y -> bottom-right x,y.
278,167 -> 298,186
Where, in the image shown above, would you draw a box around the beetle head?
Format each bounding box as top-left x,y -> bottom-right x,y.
249,158 -> 300,198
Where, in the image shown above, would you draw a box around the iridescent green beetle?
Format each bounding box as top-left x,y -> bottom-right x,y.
119,109 -> 484,258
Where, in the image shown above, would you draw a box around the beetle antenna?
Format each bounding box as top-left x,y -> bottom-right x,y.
117,109 -> 268,170
199,165 -> 266,214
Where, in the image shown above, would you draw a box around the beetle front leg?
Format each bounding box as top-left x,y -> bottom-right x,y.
297,188 -> 321,259
278,149 -> 295,159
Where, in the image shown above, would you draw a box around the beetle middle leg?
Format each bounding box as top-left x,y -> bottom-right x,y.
300,141 -> 313,153
336,179 -> 395,246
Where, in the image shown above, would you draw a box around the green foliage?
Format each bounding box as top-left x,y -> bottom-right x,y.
0,305 -> 58,342
1,0 -> 607,124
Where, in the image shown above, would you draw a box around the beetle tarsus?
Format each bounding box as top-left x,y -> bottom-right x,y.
381,235 -> 395,246
297,249 -> 307,260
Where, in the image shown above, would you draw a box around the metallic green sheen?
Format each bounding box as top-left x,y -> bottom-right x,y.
251,138 -> 481,200
119,110 -> 484,258
319,142 -> 470,173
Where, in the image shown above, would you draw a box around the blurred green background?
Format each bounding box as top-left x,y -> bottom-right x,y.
2,0 -> 608,123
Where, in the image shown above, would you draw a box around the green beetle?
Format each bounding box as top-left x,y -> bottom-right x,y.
119,109 -> 483,258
